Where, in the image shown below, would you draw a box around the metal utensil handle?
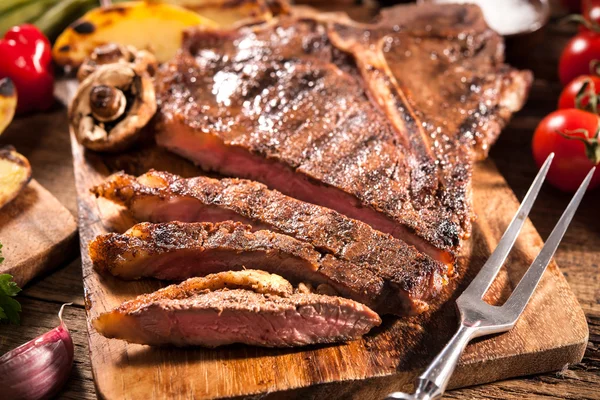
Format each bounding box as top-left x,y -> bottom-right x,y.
386,324 -> 478,400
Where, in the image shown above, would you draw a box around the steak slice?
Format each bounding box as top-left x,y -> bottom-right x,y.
93,270 -> 382,347
90,220 -> 320,281
92,170 -> 451,315
117,269 -> 295,299
153,5 -> 531,262
89,220 -> 394,314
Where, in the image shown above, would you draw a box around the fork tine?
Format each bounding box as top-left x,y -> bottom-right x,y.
461,153 -> 554,299
503,167 -> 595,317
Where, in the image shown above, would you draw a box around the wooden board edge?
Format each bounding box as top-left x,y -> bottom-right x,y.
0,179 -> 79,287
4,228 -> 79,288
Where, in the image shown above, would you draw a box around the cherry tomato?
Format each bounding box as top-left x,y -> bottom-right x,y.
558,75 -> 600,109
533,109 -> 600,192
582,0 -> 600,28
0,25 -> 53,114
558,31 -> 600,85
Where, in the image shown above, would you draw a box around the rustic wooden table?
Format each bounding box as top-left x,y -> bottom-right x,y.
0,15 -> 598,400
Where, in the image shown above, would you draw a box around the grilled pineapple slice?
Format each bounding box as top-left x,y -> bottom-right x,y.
0,78 -> 17,136
154,0 -> 275,26
52,1 -> 218,67
0,146 -> 31,210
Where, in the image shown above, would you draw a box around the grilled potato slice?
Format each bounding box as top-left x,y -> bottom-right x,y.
0,78 -> 17,136
155,0 -> 275,26
52,2 -> 218,67
0,146 -> 31,210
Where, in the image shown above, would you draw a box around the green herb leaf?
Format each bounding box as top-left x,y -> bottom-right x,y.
0,295 -> 21,324
0,244 -> 22,324
0,274 -> 21,297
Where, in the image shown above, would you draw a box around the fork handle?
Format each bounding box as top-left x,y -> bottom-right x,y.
386,324 -> 478,400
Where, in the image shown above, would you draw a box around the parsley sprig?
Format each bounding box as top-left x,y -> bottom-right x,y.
0,243 -> 21,324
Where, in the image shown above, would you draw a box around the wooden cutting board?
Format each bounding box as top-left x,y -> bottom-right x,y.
71,131 -> 588,399
0,179 -> 77,287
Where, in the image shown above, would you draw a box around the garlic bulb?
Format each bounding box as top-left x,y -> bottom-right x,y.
0,303 -> 74,400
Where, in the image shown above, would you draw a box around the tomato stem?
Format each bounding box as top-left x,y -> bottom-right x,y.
575,77 -> 600,113
563,14 -> 600,32
556,127 -> 600,165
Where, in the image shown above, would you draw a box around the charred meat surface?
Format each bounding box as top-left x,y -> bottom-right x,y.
90,220 -> 321,281
93,270 -> 382,347
92,171 -> 451,315
153,4 -> 531,261
89,220 -> 392,313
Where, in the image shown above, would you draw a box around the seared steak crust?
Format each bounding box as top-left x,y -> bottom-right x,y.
108,270 -> 295,311
153,4 -> 531,260
93,170 -> 451,315
90,220 -> 394,313
90,221 -> 320,280
94,271 -> 382,348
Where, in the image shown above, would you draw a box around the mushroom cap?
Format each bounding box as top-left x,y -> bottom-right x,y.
69,63 -> 156,152
77,44 -> 158,82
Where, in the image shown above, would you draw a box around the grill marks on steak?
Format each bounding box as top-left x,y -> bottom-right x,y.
93,270 -> 382,347
331,5 -> 531,243
89,220 -> 392,313
92,170 -> 451,315
155,17 -> 452,261
90,221 -> 320,281
153,5 -> 531,260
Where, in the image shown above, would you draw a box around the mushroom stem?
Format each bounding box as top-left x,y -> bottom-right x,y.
89,85 -> 126,122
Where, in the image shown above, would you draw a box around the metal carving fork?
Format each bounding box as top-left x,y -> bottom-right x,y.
386,154 -> 596,400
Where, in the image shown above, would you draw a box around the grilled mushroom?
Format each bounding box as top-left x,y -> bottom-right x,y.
77,43 -> 157,82
69,63 -> 156,152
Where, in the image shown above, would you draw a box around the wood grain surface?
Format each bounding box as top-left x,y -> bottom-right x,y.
0,4 -> 599,400
0,179 -> 77,286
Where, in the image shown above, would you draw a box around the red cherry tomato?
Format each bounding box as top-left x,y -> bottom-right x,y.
582,0 -> 600,28
558,31 -> 600,85
0,24 -> 54,114
4,25 -> 52,65
558,75 -> 600,109
533,109 -> 600,192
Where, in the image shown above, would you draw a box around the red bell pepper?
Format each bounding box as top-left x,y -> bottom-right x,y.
0,24 -> 54,114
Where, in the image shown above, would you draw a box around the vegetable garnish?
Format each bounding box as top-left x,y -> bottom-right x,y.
0,303 -> 74,400
0,243 -> 21,325
558,75 -> 600,112
0,24 -> 54,114
558,30 -> 600,85
532,109 -> 600,192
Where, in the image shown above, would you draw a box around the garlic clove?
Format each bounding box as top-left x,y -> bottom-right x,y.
0,303 -> 74,400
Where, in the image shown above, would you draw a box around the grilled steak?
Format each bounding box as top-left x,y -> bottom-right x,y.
153,4 -> 531,262
93,270 -> 382,347
90,220 -> 392,313
92,170 -> 451,315
115,269 -> 295,301
90,221 -> 321,280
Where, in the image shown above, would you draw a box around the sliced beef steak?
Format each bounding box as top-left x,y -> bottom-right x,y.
92,170 -> 451,315
90,221 -> 321,281
153,4 -> 531,261
89,220 -> 394,314
93,270 -> 381,347
117,269 -> 296,301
